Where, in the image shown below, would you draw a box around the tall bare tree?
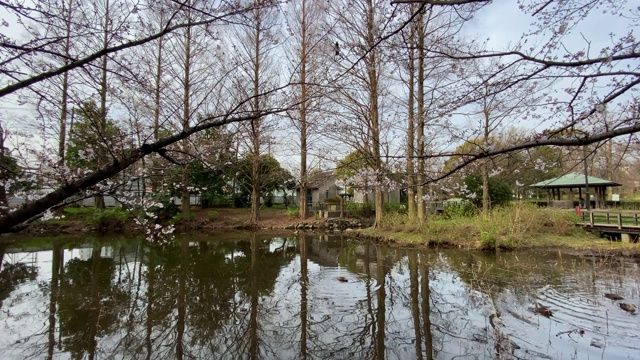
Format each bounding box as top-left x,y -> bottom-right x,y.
285,0 -> 330,219
232,1 -> 280,225
329,0 -> 394,226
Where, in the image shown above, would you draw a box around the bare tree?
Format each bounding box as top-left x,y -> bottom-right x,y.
285,0 -> 331,219
329,0 -> 396,225
231,1 -> 281,225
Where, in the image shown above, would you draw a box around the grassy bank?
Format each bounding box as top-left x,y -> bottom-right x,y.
361,203 -> 639,253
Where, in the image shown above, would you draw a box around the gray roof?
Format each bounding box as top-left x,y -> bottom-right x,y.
530,172 -> 621,188
298,171 -> 336,190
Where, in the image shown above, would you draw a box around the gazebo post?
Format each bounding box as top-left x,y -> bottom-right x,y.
578,188 -> 583,207
546,189 -> 550,203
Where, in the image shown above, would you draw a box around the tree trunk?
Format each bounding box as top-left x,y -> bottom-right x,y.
482,162 -> 490,212
181,1 -> 192,218
0,124 -> 8,213
365,0 -> 383,226
482,107 -> 491,213
298,0 -> 309,220
406,8 -> 417,219
95,0 -> 110,210
55,0 -> 73,216
249,5 -> 263,226
416,9 -> 426,222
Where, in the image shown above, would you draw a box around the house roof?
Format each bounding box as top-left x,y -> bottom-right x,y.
530,172 -> 621,188
298,171 -> 336,190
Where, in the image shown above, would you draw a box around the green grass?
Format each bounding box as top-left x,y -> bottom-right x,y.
63,206 -> 98,219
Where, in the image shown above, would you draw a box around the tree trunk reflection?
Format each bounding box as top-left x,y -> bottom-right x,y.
299,235 -> 308,360
375,245 -> 386,360
420,254 -> 433,360
88,246 -> 101,360
47,242 -> 63,360
409,252 -> 423,360
176,239 -> 187,360
249,233 -> 259,360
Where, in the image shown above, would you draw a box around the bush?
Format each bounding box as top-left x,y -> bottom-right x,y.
91,207 -> 129,231
479,224 -> 499,250
207,210 -> 219,219
384,203 -> 407,214
345,202 -> 374,217
287,207 -> 299,219
170,213 -> 194,224
325,197 -> 341,204
442,200 -> 477,219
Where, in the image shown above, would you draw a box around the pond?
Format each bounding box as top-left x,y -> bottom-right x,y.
0,233 -> 639,359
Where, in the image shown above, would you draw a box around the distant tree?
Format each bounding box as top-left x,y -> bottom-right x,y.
334,150 -> 369,181
188,128 -> 236,207
234,155 -> 294,208
462,174 -> 512,208
66,101 -> 125,179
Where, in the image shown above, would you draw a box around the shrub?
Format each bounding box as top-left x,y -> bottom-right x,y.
170,212 -> 194,224
479,224 -> 498,250
91,207 -> 129,231
384,203 -> 407,214
207,210 -> 219,219
287,207 -> 299,219
442,200 -> 477,219
325,197 -> 341,204
345,202 -> 374,218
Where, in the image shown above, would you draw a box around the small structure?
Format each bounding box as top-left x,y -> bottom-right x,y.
530,172 -> 621,209
296,171 -> 340,209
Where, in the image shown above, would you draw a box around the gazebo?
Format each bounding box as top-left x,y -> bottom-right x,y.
530,172 -> 621,209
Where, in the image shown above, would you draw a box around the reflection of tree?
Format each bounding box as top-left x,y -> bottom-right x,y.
176,240 -> 186,360
186,241 -> 237,355
0,247 -> 38,306
374,245 -> 386,360
47,242 -> 63,360
58,246 -> 127,359
299,234 -> 308,360
409,253 -> 423,360
249,235 -> 259,360
419,254 -> 433,360
130,235 -> 294,359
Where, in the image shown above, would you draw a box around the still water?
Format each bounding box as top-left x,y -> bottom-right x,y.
0,233 -> 639,359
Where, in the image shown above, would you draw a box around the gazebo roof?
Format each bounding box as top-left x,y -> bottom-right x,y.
530,172 -> 621,189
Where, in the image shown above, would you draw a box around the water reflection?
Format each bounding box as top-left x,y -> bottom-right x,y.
0,235 -> 639,359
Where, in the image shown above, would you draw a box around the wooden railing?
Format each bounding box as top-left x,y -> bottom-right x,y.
579,210 -> 640,229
